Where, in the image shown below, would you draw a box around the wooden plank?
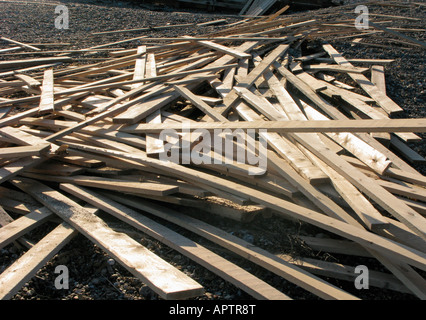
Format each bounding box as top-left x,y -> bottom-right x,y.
303,103 -> 392,175
0,222 -> 77,300
0,36 -> 41,51
187,38 -> 251,59
0,126 -> 57,153
378,179 -> 426,203
144,53 -> 165,155
0,207 -> 53,250
19,173 -> 179,197
0,144 -> 51,159
276,253 -> 413,295
303,64 -> 370,74
371,65 -> 387,95
122,118 -> 426,134
112,92 -> 177,124
0,156 -> 45,184
13,74 -> 41,88
60,183 -> 291,300
0,57 -> 71,70
369,20 -> 426,48
11,178 -> 204,300
300,236 -> 371,258
27,161 -> 86,176
131,46 -> 147,89
390,135 -> 426,164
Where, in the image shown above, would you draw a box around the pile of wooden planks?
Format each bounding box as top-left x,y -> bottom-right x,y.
0,8 -> 425,301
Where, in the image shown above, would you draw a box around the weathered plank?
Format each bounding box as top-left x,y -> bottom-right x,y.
122,118 -> 426,134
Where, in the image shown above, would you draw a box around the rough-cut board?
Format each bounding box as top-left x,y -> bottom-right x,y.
11,178 -> 205,300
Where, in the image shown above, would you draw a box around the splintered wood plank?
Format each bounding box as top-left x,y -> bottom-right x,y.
87,189 -> 359,300
60,184 -> 291,300
0,222 -> 77,300
11,178 -> 204,300
64,143 -> 426,272
20,173 -> 179,197
0,207 -> 53,250
322,44 -> 403,115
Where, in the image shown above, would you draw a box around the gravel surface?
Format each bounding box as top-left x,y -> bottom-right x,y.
0,0 -> 425,301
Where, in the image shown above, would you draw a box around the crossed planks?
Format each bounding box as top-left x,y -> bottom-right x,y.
5,178 -> 292,300
5,178 -> 205,300
0,20 -> 425,300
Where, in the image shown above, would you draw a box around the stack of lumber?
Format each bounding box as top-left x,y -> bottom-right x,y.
0,8 -> 425,301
